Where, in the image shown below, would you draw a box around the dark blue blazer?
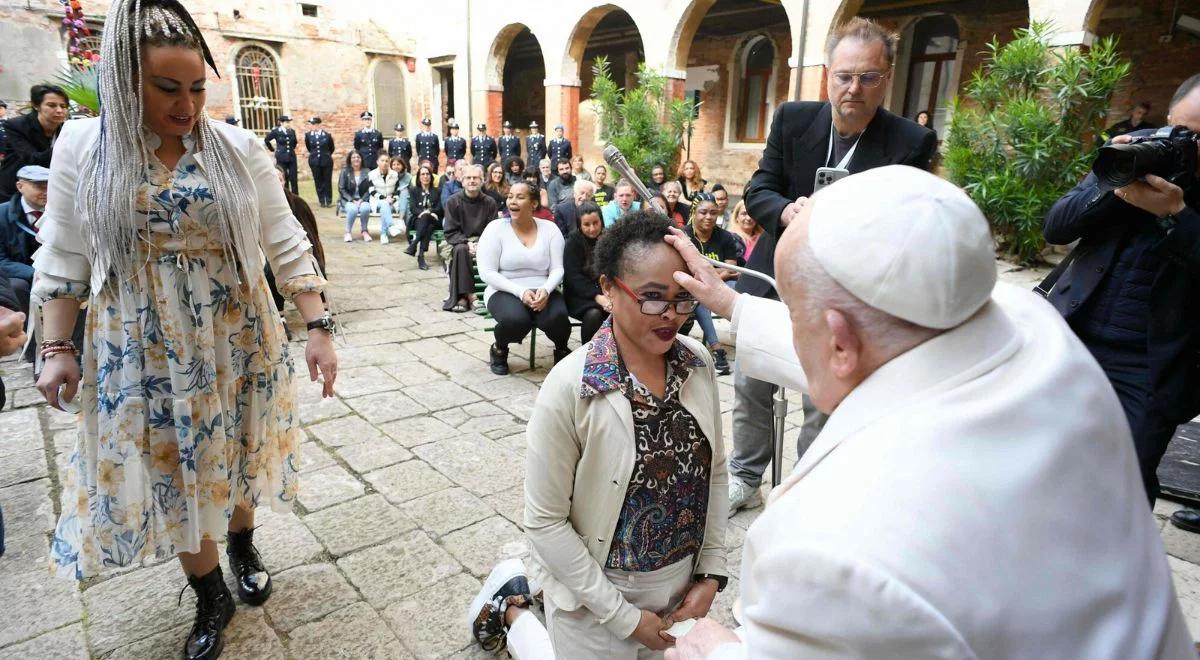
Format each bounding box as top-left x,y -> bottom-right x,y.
0,195 -> 36,283
1043,138 -> 1200,420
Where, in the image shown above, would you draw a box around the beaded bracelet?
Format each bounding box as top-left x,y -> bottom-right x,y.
39,339 -> 78,360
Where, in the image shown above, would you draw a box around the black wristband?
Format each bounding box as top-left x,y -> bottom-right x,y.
694,573 -> 728,592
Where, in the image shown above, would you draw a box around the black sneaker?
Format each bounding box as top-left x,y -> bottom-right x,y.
712,348 -> 731,376
465,558 -> 533,653
490,343 -> 509,376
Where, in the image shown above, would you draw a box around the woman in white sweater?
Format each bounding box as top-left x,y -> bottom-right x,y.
477,181 -> 570,375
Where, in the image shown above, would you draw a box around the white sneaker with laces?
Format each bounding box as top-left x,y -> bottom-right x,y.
728,477 -> 763,516
343,232 -> 352,242
361,231 -> 372,242
380,234 -> 389,244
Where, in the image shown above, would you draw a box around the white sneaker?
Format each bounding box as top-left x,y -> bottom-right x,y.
466,558 -> 531,652
728,477 -> 763,516
380,234 -> 389,245
343,232 -> 352,242
361,231 -> 372,242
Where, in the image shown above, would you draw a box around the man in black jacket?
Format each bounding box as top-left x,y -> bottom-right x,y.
729,17 -> 937,515
265,115 -> 298,194
305,117 -> 335,207
0,165 -> 48,315
1043,73 -> 1200,522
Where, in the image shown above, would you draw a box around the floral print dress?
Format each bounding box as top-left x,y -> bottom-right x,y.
41,134 -> 323,579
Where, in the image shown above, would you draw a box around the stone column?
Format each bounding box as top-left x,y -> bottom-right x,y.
545,82 -> 581,147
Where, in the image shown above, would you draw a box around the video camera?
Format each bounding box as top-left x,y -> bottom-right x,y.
1092,125 -> 1198,190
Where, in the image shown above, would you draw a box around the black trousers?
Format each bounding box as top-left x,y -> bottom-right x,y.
310,162 -> 333,205
9,277 -> 30,316
412,215 -> 440,252
277,157 -> 298,195
1085,339 -> 1182,504
487,290 -> 570,351
577,305 -> 607,345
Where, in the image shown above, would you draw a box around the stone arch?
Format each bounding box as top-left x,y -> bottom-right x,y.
485,23 -> 544,90
369,59 -> 408,137
563,3 -> 649,83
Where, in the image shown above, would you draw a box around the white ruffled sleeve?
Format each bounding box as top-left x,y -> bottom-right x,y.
31,118 -> 94,301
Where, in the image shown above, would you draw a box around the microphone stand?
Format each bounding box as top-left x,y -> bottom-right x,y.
603,144 -> 789,488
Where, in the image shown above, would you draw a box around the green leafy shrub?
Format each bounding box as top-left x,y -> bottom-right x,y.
944,21 -> 1129,264
590,56 -> 698,181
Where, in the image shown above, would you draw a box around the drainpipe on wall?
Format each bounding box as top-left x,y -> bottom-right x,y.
464,0 -> 472,131
793,0 -> 809,101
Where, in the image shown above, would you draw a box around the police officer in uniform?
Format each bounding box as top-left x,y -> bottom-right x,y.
525,120 -> 546,165
354,111 -> 384,170
305,116 -> 335,207
388,123 -> 413,170
223,115 -> 239,126
444,119 -> 467,166
498,120 -> 521,161
414,117 -> 441,173
548,123 -> 572,164
264,114 -> 299,194
471,123 -> 498,166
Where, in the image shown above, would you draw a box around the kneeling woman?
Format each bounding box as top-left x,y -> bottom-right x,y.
478,181 -> 571,375
524,212 -> 729,657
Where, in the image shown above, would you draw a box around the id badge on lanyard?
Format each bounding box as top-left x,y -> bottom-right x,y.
825,122 -> 862,170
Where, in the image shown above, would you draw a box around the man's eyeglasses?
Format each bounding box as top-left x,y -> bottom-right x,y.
613,277 -> 699,316
831,71 -> 887,88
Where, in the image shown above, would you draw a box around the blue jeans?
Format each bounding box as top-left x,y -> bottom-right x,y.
693,280 -> 738,347
344,200 -> 371,234
374,198 -> 397,237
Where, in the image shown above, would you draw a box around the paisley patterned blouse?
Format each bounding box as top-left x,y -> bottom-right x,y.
580,319 -> 712,572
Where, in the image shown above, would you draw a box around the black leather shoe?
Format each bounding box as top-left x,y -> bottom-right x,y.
553,347 -> 571,364
404,242 -> 417,256
226,528 -> 273,606
712,348 -> 731,376
1171,508 -> 1200,534
182,566 -> 236,660
490,343 -> 509,376
418,254 -> 430,270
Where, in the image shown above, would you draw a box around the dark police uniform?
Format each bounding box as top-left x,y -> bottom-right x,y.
354,126 -> 384,170
526,131 -> 547,165
388,135 -> 412,169
548,134 -> 572,164
305,121 -> 335,207
471,127 -> 498,166
498,133 -> 521,161
444,130 -> 467,165
415,126 -> 441,173
264,121 -> 299,194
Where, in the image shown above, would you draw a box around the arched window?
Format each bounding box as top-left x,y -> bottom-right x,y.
735,35 -> 775,143
372,61 -> 407,136
234,45 -> 283,136
901,15 -> 959,135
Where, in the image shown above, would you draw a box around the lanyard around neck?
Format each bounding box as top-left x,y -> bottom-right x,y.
826,121 -> 862,169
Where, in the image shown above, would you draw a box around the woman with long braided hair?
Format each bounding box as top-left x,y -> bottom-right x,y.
33,2 -> 338,658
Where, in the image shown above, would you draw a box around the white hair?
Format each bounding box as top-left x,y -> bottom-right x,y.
539,158 -> 552,167
661,180 -> 683,194
789,237 -> 941,361
573,179 -> 596,195
462,164 -> 484,178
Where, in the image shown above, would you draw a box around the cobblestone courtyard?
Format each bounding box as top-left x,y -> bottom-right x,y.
3,197 -> 1200,658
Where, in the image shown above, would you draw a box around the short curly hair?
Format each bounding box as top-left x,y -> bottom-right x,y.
594,211 -> 675,281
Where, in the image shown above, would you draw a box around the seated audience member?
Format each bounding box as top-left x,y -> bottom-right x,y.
0,165 -> 48,314
484,161 -> 508,209
570,153 -> 592,182
661,165 -> 1193,659
683,192 -> 741,375
504,156 -> 526,186
522,166 -> 546,209
405,164 -> 442,270
592,165 -> 616,205
711,183 -> 730,228
727,200 -> 771,264
601,180 -> 643,228
440,160 -> 464,207
0,85 -> 68,204
468,213 -> 727,657
562,202 -> 608,344
392,156 -> 413,230
530,186 -> 554,222
339,150 -> 372,242
677,159 -> 707,202
443,164 -> 497,313
369,156 -> 400,244
647,163 -> 667,197
478,182 -> 570,376
553,180 -> 595,237
660,181 -> 691,228
546,159 -> 576,210
538,157 -> 554,189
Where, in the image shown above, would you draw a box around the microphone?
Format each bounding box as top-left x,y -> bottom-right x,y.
602,143 -> 779,293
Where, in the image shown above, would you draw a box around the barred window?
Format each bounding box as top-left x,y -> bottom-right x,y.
234,45 -> 284,136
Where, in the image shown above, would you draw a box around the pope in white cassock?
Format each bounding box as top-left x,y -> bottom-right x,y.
663,166 -> 1194,659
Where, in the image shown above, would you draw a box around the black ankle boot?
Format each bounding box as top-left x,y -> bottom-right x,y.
490,343 -> 509,376
404,241 -> 417,256
553,347 -> 571,364
418,253 -> 429,270
182,566 -> 236,660
712,348 -> 731,376
226,528 -> 272,606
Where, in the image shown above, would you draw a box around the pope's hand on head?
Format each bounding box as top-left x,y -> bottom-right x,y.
664,227 -> 738,319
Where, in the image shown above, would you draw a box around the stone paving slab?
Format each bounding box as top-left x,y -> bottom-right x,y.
287,601 -> 414,660
0,623 -> 89,660
381,572 -> 482,659
264,563 -> 361,632
337,531 -> 461,608
305,494 -> 418,557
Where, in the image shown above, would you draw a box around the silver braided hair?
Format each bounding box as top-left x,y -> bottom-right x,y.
79,0 -> 262,292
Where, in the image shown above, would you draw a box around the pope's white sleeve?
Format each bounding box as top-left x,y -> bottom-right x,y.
730,294 -> 809,393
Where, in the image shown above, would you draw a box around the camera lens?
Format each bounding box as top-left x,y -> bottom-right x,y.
1093,140 -> 1173,188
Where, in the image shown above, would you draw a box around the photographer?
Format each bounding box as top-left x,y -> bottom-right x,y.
1043,74 -> 1200,526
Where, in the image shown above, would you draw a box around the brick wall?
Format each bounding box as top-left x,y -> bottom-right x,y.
1098,0 -> 1200,126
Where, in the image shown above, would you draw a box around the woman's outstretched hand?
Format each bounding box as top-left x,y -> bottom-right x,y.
306,331 -> 338,397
